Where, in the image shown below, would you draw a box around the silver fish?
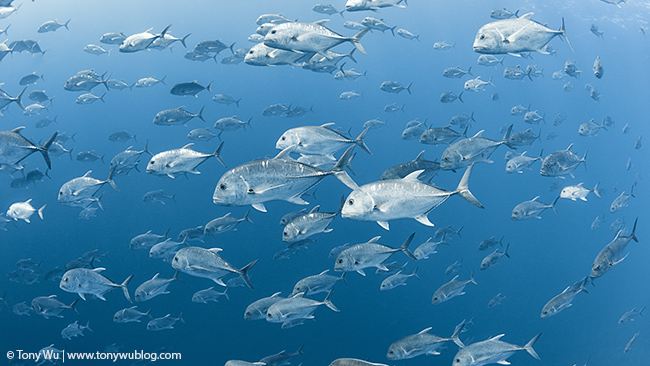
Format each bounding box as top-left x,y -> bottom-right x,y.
387,321 -> 465,359
146,142 -> 224,178
172,246 -> 258,289
452,333 -> 541,366
134,272 -> 181,302
432,271 -> 477,304
334,234 -> 416,276
541,277 -> 588,318
590,218 -> 638,279
59,268 -> 132,301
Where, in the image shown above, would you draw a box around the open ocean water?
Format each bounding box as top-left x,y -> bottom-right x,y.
0,0 -> 648,365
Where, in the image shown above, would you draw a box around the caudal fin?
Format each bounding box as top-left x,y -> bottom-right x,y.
330,146 -> 359,190
239,259 -> 258,289
212,141 -> 226,167
629,217 -> 638,243
322,290 -> 340,312
450,319 -> 467,348
120,275 -> 134,303
349,28 -> 370,55
399,232 -> 417,260
455,164 -> 484,208
559,18 -> 575,53
39,131 -> 58,170
524,333 -> 542,360
353,126 -> 372,154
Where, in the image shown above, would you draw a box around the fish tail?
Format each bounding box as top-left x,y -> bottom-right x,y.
550,196 -> 559,214
593,182 -> 601,198
228,42 -> 236,54
559,17 -> 575,53
37,204 -> 46,220
467,66 -> 473,76
242,210 -> 254,224
346,48 -> 357,63
581,150 -> 588,170
349,28 -> 370,55
469,269 -> 477,285
457,91 -> 464,103
180,33 -> 191,48
39,131 -> 58,170
411,267 -> 420,280
64,19 -> 70,30
101,73 -> 112,91
455,164 -> 484,208
503,243 -> 510,258
235,98 -> 241,107
197,105 -> 206,123
120,275 -> 134,303
330,146 -> 359,190
85,321 -> 93,332
14,86 -> 26,110
211,141 -> 226,167
450,319 -> 467,348
323,290 -> 340,312
399,232 -> 417,260
206,81 -> 213,94
106,167 -> 120,191
502,124 -> 516,149
353,126 -> 372,154
524,333 -> 542,360
69,298 -> 81,317
629,217 -> 638,243
246,117 -> 253,129
239,259 -> 258,289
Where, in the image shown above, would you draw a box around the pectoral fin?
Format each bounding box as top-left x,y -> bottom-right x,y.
415,214 -> 434,227
252,203 -> 267,212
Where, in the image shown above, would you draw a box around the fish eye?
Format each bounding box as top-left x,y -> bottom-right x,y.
63,278 -> 68,282
219,183 -> 227,190
149,160 -> 154,164
338,259 -> 343,263
271,30 -> 276,34
479,34 -> 485,40
78,284 -> 81,287
347,199 -> 354,205
173,257 -> 178,261
388,351 -> 393,354
283,232 -> 288,236
281,136 -> 285,140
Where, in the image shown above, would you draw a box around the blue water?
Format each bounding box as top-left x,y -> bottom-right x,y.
1,0 -> 648,365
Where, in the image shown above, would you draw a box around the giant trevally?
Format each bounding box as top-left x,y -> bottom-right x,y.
244,42 -> 314,66
171,246 -> 258,289
540,143 -> 587,178
440,126 -> 514,171
59,268 -> 133,302
341,165 -> 483,230
590,218 -> 639,279
387,321 -> 465,360
265,290 -> 339,324
244,292 -> 284,320
0,127 -> 57,169
212,146 -> 356,213
153,106 -> 205,126
264,20 -> 369,57
473,13 -> 570,55
334,233 -> 417,275
380,151 -> 440,182
282,199 -> 343,243
58,170 -> 119,208
541,277 -> 588,318
276,123 -> 371,156
345,0 -> 406,11
452,333 -> 541,366
119,25 -> 170,53
146,142 -> 225,178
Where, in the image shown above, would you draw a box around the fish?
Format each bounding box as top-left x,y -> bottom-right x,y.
61,321 -> 92,340
130,229 -> 170,251
361,17 -> 395,34
380,268 -> 419,291
591,215 -> 604,231
283,199 -> 343,243
412,237 -> 448,260
452,333 -> 541,366
561,183 -> 601,201
149,237 -> 188,262
590,218 -> 638,280
76,92 -> 105,104
509,129 -> 540,146
19,72 -> 44,85
488,293 -> 506,308
135,76 -> 166,88
0,127 -> 57,169
593,56 -> 604,78
146,142 -> 225,178
58,170 -> 119,209
259,345 -> 304,366
387,321 -> 465,359
440,126 -> 514,171
380,81 -> 412,94
292,269 -> 345,296
153,106 -> 205,126
342,165 -> 483,229
134,272 -> 181,302
420,126 -> 467,146
213,94 -> 241,106
564,60 -> 581,78
83,44 -> 110,56
345,0 -> 406,12
38,19 -> 70,33
204,211 -> 253,236
147,312 -> 184,331
503,65 -> 532,81
192,287 -> 229,304
480,244 -> 510,270
6,199 -> 45,223
213,146 -> 356,212
172,246 -> 258,289
624,332 -> 639,353
505,150 -> 543,174
170,81 -> 212,97
433,41 -> 455,50
76,150 -> 104,163
266,291 -> 339,324
64,73 -> 110,92
59,268 -> 133,301
264,20 -> 369,57
490,8 -> 519,19
31,295 -> 79,319
0,86 -> 26,110
464,76 -> 494,92
541,277 -> 589,318
334,234 -> 416,275
610,187 -> 635,213
100,32 -> 127,44
473,13 -> 570,55
113,306 -> 151,323
244,292 -> 285,320
119,25 -> 171,53
443,66 -> 473,78
511,196 -> 559,220
440,91 -> 464,103
432,271 -> 477,304
540,144 -> 587,178
381,151 -> 440,182
340,91 -> 363,99
384,103 -> 405,112
477,55 -> 504,67
142,190 -> 176,205
397,28 -> 419,41
578,119 -> 607,137
313,4 -> 344,16
618,307 -> 645,324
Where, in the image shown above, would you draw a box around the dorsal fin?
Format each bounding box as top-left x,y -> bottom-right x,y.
489,334 -> 506,341
83,170 -> 93,177
414,151 -> 425,161
11,126 -> 26,134
274,146 -> 295,160
520,12 -> 534,20
320,122 -> 335,128
566,143 -> 574,151
472,130 -> 485,138
531,196 -> 540,201
181,143 -> 194,149
314,19 -> 330,26
93,267 -> 106,272
368,236 -> 381,243
418,327 -> 433,334
208,248 -> 223,253
403,170 -> 424,181
309,205 -> 320,213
